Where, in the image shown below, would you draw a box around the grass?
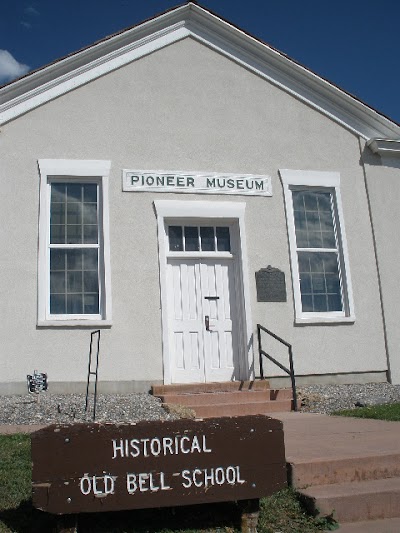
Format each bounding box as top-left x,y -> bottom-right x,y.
332,402 -> 400,421
0,434 -> 335,533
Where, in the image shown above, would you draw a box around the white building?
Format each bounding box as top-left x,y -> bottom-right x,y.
1,3 -> 400,394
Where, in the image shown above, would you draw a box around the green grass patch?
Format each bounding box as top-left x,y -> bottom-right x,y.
332,402 -> 400,421
0,434 -> 335,532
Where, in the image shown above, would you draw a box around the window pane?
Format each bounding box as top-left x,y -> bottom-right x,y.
313,294 -> 328,312
317,193 -> 331,212
300,272 -> 311,294
83,184 -> 97,203
50,249 -> 66,270
184,226 -> 199,251
51,183 -> 66,202
169,226 -> 183,251
51,202 -> 65,225
50,294 -> 66,314
66,224 -> 82,244
67,250 -> 83,270
67,271 -> 82,293
298,251 -> 342,313
328,293 -> 342,312
50,224 -> 65,244
83,249 -> 98,271
84,225 -> 98,244
307,230 -> 323,248
67,294 -> 83,314
84,294 -> 99,314
304,192 -> 318,211
83,204 -> 98,225
292,191 -> 305,211
216,227 -> 231,252
322,230 -> 336,248
84,271 -> 99,292
200,227 -> 215,251
66,184 -> 82,202
295,230 -> 308,248
50,271 -> 65,294
311,273 -> 326,293
67,203 -> 81,225
301,294 -> 314,312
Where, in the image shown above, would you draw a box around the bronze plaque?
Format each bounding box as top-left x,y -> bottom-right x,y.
32,416 -> 286,515
256,266 -> 287,302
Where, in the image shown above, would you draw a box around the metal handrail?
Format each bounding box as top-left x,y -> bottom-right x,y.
257,324 -> 298,411
85,330 -> 101,421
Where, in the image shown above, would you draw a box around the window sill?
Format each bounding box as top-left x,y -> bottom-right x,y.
37,319 -> 112,327
295,315 -> 355,326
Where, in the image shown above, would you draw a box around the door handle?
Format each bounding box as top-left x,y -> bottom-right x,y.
205,315 -> 210,331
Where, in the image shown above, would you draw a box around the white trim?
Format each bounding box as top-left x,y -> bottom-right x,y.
37,159 -> 112,326
38,159 -> 111,177
280,169 -> 355,325
1,3 -> 400,140
154,199 -> 253,384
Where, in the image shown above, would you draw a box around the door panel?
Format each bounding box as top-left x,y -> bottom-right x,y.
168,258 -> 238,383
169,261 -> 204,383
202,260 -> 236,381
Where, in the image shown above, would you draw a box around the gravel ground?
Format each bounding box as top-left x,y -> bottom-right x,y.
0,393 -> 178,426
1,383 -> 400,425
298,382 -> 400,414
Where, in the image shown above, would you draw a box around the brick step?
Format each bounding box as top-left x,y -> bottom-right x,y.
299,477 -> 400,523
152,380 -> 271,396
289,453 -> 400,488
188,399 -> 293,418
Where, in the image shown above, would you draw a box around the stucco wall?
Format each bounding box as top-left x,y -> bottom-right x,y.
362,145 -> 400,384
0,37 -> 387,391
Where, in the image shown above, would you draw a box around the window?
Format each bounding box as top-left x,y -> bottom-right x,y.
280,170 -> 354,324
168,225 -> 231,252
38,160 -> 112,326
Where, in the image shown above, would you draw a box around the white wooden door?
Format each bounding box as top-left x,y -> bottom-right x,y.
167,258 -> 238,383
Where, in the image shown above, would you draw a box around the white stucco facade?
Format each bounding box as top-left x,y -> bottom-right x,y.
0,3 -> 399,393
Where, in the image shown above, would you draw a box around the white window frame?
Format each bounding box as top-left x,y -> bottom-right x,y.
38,159 -> 112,326
280,169 -> 355,324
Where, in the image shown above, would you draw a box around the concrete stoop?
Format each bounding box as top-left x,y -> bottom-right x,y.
151,380 -> 293,417
285,417 -> 400,520
299,477 -> 400,523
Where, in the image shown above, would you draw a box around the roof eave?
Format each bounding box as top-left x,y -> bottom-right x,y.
367,138 -> 400,158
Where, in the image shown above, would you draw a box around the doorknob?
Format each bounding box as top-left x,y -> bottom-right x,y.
205,315 -> 210,331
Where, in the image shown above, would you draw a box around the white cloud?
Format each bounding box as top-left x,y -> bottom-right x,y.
24,6 -> 40,16
0,50 -> 30,84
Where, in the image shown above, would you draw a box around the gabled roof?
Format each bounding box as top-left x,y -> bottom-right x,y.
1,2 -> 400,154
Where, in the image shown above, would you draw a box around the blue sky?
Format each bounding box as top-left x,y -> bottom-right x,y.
1,0 -> 399,124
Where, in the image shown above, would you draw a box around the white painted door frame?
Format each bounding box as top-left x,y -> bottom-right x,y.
154,200 -> 254,384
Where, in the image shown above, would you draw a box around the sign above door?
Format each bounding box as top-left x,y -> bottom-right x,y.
122,170 -> 272,196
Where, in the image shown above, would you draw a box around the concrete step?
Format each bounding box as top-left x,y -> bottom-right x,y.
299,477 -> 400,523
152,380 -> 270,396
289,453 -> 400,488
337,517 -> 400,532
159,390 -> 272,406
190,399 -> 293,418
270,388 -> 292,400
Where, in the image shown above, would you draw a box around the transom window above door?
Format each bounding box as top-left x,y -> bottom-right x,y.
168,225 -> 231,252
